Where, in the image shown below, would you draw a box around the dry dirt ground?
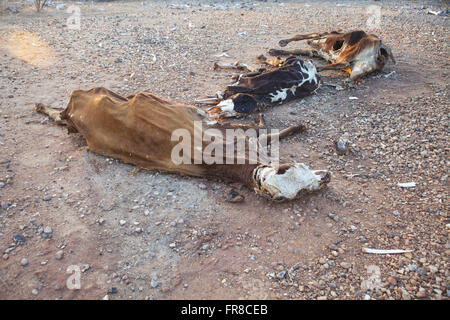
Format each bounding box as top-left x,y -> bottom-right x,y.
0,0 -> 448,300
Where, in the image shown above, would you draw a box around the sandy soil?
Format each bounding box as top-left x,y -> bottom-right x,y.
0,0 -> 448,300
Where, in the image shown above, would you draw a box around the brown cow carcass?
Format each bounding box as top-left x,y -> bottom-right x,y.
269,30 -> 396,80
35,87 -> 330,201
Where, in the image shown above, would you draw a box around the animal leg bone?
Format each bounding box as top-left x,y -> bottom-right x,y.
268,48 -> 318,58
213,61 -> 257,73
256,54 -> 285,67
259,123 -> 307,144
278,31 -> 337,47
195,97 -> 220,105
316,62 -> 350,72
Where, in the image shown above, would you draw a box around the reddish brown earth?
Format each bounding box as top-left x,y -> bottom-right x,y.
0,0 -> 448,300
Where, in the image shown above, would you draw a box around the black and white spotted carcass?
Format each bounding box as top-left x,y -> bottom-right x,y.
207,56 -> 320,118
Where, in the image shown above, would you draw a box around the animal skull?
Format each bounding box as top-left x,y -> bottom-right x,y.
253,163 -> 330,201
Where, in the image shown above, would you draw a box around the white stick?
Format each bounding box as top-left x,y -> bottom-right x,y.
362,248 -> 413,254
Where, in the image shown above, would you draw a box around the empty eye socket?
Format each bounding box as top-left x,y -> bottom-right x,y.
380,47 -> 388,57
333,40 -> 344,51
276,164 -> 291,175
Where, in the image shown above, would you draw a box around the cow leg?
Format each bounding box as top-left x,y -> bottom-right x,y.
217,114 -> 266,131
34,103 -> 67,126
268,48 -> 318,58
213,61 -> 257,73
316,62 -> 350,72
195,97 -> 220,105
230,70 -> 264,83
129,167 -> 141,175
278,32 -> 332,47
256,54 -> 285,67
240,71 -> 264,78
260,123 -> 307,144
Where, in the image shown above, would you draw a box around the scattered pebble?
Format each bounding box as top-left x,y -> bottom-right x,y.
55,250 -> 64,260
13,234 -> 25,243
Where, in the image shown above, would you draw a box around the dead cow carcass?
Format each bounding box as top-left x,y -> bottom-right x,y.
35,87 -> 330,201
207,57 -> 320,119
269,30 -> 396,80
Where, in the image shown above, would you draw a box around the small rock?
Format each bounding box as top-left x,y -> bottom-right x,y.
43,195 -> 52,201
55,250 -> 64,260
41,232 -> 51,239
32,289 -> 39,295
13,234 -> 25,243
108,287 -> 118,294
119,220 -> 126,226
276,271 -> 286,279
408,264 -> 417,272
151,280 -> 159,288
227,190 -> 244,203
56,4 -> 66,10
416,288 -> 427,299
44,226 -> 53,234
336,139 -> 349,155
21,258 -> 28,266
198,183 -> 207,190
81,264 -> 90,272
418,268 -> 427,276
327,213 -> 339,221
6,6 -> 18,13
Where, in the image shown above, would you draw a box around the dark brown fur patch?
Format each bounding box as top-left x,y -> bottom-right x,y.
346,30 -> 367,46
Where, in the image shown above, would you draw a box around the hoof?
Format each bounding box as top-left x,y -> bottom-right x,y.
227,189 -> 244,203
279,39 -> 288,47
34,103 -> 45,113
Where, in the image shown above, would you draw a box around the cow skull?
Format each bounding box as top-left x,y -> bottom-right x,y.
253,163 -> 330,201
